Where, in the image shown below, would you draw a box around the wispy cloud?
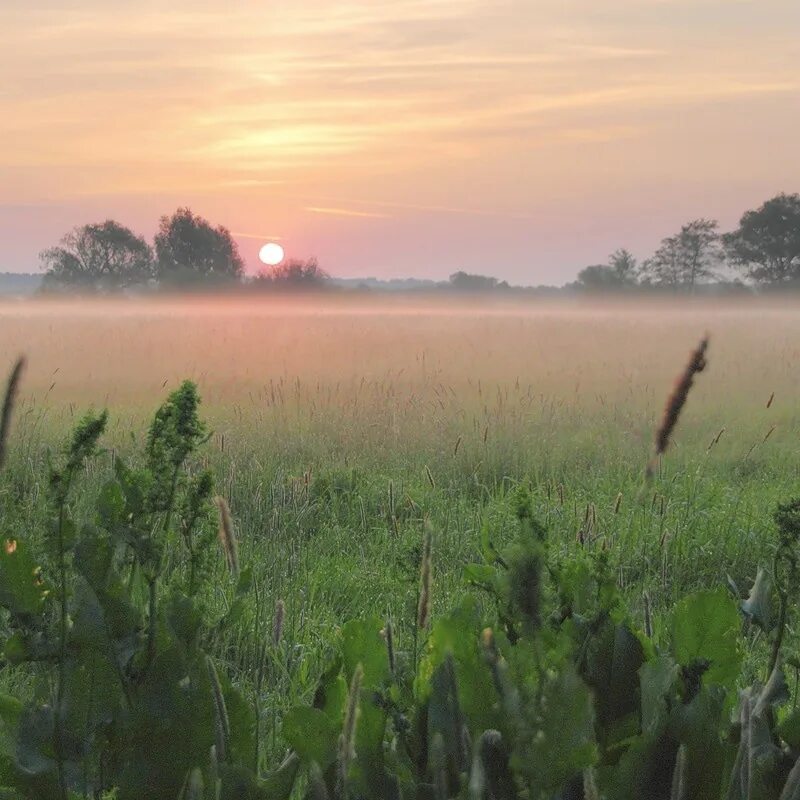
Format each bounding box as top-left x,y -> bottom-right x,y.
305,207 -> 391,219
301,196 -> 534,219
232,231 -> 284,240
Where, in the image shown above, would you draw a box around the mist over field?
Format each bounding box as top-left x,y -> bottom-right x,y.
3,296 -> 795,593
3,296 -> 795,420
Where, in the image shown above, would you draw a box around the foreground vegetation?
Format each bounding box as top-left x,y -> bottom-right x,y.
0,301 -> 798,797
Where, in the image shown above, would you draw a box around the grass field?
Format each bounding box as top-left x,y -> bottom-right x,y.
1,296 -> 799,769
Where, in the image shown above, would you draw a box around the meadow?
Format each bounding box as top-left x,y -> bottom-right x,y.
1,295 -> 799,798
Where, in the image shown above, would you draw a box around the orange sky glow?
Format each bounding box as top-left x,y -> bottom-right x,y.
1,0 -> 799,282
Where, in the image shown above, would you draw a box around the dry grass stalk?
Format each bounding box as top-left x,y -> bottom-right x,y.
707,427 -> 725,451
206,656 -> 231,763
215,496 -> 240,578
383,619 -> 396,674
744,425 -> 777,460
358,495 -> 367,533
767,392 -> 775,409
647,335 -> 709,478
417,524 -> 433,631
0,356 -> 25,470
272,599 -> 285,647
337,663 -> 363,795
425,465 -> 436,489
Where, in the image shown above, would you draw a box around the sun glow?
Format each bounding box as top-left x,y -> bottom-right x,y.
259,242 -> 285,266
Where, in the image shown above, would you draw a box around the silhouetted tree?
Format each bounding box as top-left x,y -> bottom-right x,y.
253,257 -> 329,288
642,235 -> 682,289
608,248 -> 639,284
642,219 -> 721,291
723,193 -> 800,284
448,271 -> 508,291
40,220 -> 154,291
154,208 -> 244,285
575,264 -> 623,290
574,249 -> 639,291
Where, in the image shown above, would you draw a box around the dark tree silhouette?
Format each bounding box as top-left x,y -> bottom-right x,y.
40,221 -> 154,291
155,208 -> 244,285
608,248 -> 639,284
723,193 -> 800,284
642,219 -> 721,291
253,257 -> 329,288
574,250 -> 639,291
448,271 -> 508,291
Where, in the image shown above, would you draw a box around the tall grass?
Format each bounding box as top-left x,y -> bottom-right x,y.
0,297 -> 798,736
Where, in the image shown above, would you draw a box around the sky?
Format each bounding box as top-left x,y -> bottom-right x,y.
1,0 -> 799,284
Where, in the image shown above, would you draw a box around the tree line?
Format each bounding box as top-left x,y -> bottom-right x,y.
38,192 -> 800,293
39,207 -> 327,292
572,192 -> 800,292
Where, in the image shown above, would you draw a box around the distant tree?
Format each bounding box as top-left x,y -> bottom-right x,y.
722,193 -> 800,284
642,219 -> 721,291
154,208 -> 244,285
642,235 -> 682,289
574,264 -> 624,290
448,271 -> 508,291
679,219 -> 722,289
40,220 -> 154,291
253,257 -> 329,288
608,248 -> 639,284
574,249 -> 639,291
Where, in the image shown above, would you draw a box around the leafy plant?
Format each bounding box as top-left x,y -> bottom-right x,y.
0,381 -> 277,799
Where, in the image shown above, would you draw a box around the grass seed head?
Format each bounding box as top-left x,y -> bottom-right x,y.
215,496 -> 240,578
0,356 -> 25,470
648,334 -> 709,478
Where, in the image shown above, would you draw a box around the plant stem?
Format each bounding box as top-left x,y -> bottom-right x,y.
142,463 -> 180,676
55,493 -> 70,800
768,553 -> 791,679
146,578 -> 157,670
769,587 -> 788,679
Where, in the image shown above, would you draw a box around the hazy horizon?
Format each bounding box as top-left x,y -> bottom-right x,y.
2,0 -> 799,282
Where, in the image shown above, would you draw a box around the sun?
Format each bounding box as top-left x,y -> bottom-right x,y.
258,242 -> 284,266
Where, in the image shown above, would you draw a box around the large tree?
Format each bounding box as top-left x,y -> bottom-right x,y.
642,219 -> 721,291
154,208 -> 245,284
608,248 -> 639,284
40,220 -> 154,291
642,235 -> 682,289
723,193 -> 800,284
